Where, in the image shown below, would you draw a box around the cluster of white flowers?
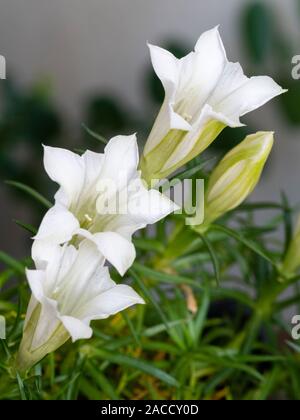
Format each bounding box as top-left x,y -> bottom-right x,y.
22,134 -> 177,357
18,26 -> 286,373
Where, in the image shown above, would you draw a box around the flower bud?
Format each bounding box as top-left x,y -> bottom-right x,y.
282,216 -> 300,277
200,131 -> 274,228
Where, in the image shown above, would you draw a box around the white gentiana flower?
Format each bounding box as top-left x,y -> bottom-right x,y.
16,240 -> 144,373
140,26 -> 286,181
32,134 -> 178,275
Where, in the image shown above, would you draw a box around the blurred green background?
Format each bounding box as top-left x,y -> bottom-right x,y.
0,0 -> 300,259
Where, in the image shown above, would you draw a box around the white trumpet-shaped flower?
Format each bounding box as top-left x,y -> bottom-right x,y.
140,26 -> 286,181
16,240 -> 144,373
33,134 -> 178,275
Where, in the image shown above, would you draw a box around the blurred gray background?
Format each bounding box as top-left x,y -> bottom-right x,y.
0,0 -> 300,258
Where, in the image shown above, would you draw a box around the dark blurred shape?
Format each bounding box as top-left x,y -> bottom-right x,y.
82,41 -> 191,150
242,2 -> 273,64
242,0 -> 300,127
212,126 -> 253,156
279,79 -> 300,125
84,96 -> 131,139
0,79 -> 61,186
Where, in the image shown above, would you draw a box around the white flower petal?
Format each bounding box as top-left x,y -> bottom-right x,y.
32,301 -> 61,349
26,269 -> 61,349
77,229 -> 135,275
210,62 -> 286,124
26,269 -> 46,302
143,103 -> 191,155
60,316 -> 93,342
128,179 -> 179,224
91,231 -> 136,276
24,295 -> 39,329
44,244 -> 78,295
31,241 -> 58,270
80,284 -> 145,321
179,26 -> 227,105
43,146 -> 85,207
99,134 -> 139,191
195,26 -> 226,55
33,204 -> 79,243
168,103 -> 192,131
32,204 -> 79,271
148,43 -> 179,93
162,103 -> 238,171
82,150 -> 104,187
55,241 -> 106,313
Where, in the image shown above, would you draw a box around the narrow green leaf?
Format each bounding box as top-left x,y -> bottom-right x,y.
0,339 -> 11,358
79,378 -> 106,400
211,224 -> 276,267
121,311 -> 141,346
141,341 -> 182,356
0,251 -> 25,275
275,295 -> 300,312
129,268 -> 171,332
82,123 -> 108,145
211,288 -> 255,309
194,288 -> 210,343
133,238 -> 164,253
172,253 -> 211,269
0,269 -> 14,289
287,341 -> 300,353
16,373 -> 27,400
87,347 -> 180,388
0,301 -> 16,311
6,181 -> 52,209
86,361 -> 120,400
132,262 -> 200,288
199,232 -> 220,286
281,192 -> 292,255
161,157 -> 215,193
14,220 -> 37,235
254,367 -> 281,400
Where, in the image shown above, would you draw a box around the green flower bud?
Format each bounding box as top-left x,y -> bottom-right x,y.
282,216 -> 300,277
200,131 -> 274,229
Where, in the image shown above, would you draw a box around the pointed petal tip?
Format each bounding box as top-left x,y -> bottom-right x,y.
138,296 -> 146,305
195,25 -> 225,55
257,130 -> 275,140
42,144 -> 56,154
211,24 -> 221,33
61,316 -> 93,342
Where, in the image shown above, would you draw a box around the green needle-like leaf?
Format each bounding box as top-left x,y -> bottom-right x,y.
6,180 -> 52,209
